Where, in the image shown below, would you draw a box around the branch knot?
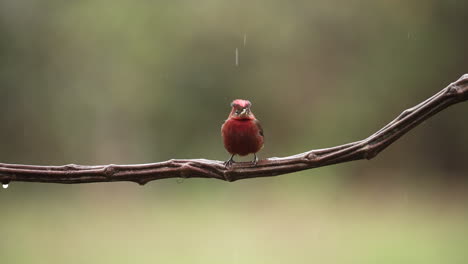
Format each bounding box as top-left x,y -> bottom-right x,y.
103,165 -> 117,178
447,74 -> 468,100
306,152 -> 318,161
362,145 -> 378,160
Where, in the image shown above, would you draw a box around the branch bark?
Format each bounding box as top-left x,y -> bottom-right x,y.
1,74 -> 468,185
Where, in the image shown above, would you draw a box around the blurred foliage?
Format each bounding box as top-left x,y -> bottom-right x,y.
1,0 -> 468,263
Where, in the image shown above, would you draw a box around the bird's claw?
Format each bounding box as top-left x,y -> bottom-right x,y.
224,154 -> 235,168
252,154 -> 258,166
224,159 -> 233,168
224,154 -> 259,168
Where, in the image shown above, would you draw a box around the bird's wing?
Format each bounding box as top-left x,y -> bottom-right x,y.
255,119 -> 264,138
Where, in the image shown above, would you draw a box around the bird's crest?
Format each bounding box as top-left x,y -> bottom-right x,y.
230,99 -> 251,108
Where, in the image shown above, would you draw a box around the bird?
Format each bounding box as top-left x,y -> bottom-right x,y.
221,99 -> 264,167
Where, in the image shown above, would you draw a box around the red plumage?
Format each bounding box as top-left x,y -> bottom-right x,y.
221,99 -> 264,165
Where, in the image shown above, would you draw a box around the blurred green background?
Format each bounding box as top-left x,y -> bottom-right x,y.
1,0 -> 468,263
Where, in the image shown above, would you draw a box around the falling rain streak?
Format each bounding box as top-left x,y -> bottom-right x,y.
235,34 -> 247,66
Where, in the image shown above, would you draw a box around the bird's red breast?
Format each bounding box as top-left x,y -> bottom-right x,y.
221,116 -> 264,156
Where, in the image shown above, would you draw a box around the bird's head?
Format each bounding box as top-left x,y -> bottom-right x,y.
229,99 -> 255,120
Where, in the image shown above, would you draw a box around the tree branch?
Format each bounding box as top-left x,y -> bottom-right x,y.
1,74 -> 468,185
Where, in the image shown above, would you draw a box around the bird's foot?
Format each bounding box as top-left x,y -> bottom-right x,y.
224,159 -> 234,168
252,153 -> 259,166
224,154 -> 235,168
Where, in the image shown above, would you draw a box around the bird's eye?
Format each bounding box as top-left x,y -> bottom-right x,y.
235,110 -> 240,114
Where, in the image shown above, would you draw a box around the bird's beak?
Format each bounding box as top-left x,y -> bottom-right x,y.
238,108 -> 249,118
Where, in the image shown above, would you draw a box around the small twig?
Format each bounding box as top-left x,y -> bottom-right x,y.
1,74 -> 467,185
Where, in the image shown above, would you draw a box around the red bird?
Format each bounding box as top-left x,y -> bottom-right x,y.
221,99 -> 264,167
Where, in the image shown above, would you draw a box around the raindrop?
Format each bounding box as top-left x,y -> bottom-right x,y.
2,183 -> 9,189
243,34 -> 247,46
235,48 -> 239,66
